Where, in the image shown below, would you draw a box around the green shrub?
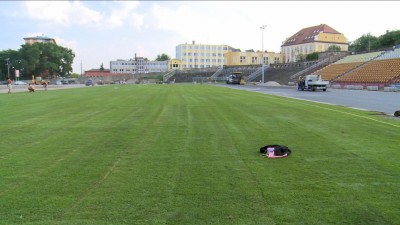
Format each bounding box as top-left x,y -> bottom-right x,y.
306,52 -> 319,61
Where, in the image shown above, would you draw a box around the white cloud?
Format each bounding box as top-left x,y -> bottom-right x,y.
127,13 -> 144,30
151,2 -> 227,44
24,1 -> 102,27
151,3 -> 194,32
150,2 -> 267,49
54,37 -> 78,52
24,1 -> 143,29
149,1 -> 400,53
107,1 -> 143,29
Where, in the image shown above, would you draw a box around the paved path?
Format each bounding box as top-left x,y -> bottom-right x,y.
223,85 -> 400,116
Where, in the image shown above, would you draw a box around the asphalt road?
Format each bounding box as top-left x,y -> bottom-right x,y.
222,84 -> 400,116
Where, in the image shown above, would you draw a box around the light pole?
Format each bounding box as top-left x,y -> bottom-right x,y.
260,25 -> 266,84
368,32 -> 371,52
5,58 -> 11,79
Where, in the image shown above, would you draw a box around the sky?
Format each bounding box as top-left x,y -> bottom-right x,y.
1,1 -> 399,74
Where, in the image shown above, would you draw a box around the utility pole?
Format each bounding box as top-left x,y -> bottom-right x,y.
5,58 -> 11,79
260,25 -> 266,84
81,60 -> 83,79
368,32 -> 371,52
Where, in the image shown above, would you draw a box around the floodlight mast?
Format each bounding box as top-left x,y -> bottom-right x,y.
260,25 -> 266,84
5,58 -> 11,79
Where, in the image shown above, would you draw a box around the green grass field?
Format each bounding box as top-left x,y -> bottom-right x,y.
1,84 -> 399,225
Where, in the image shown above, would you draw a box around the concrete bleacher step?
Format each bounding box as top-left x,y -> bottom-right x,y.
366,86 -> 379,91
383,87 -> 398,92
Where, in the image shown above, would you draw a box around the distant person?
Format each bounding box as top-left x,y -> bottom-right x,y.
28,83 -> 35,93
6,77 -> 12,94
42,80 -> 48,91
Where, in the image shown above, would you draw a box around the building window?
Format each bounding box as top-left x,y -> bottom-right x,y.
263,57 -> 269,64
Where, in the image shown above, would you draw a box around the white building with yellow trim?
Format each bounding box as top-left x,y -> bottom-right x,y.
168,59 -> 181,71
175,41 -> 234,69
281,24 -> 348,63
224,50 -> 282,66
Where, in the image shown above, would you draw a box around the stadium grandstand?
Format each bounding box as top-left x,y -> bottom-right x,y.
164,48 -> 400,89
332,48 -> 400,87
203,51 -> 349,85
311,51 -> 384,81
168,67 -> 220,83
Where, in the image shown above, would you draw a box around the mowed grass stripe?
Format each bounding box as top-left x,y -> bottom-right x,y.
0,84 -> 399,225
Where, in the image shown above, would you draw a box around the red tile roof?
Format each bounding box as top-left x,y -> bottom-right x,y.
281,24 -> 343,47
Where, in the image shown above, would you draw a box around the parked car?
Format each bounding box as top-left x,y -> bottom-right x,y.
14,81 -> 28,85
226,72 -> 243,85
85,80 -> 94,86
0,81 -> 7,85
54,81 -> 63,85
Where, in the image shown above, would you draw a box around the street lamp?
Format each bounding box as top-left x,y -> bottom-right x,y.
368,32 -> 371,52
260,25 -> 266,84
5,58 -> 11,79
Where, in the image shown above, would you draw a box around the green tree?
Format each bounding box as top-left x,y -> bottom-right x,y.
345,30 -> 399,52
3,42 -> 75,79
379,30 -> 400,47
306,52 -> 319,61
155,53 -> 170,61
327,45 -> 341,51
0,49 -> 19,80
69,73 -> 80,78
18,43 -> 40,78
100,63 -> 104,70
349,33 -> 379,52
296,53 -> 305,62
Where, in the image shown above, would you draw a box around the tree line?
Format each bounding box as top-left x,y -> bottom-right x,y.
349,30 -> 400,52
0,42 -> 74,80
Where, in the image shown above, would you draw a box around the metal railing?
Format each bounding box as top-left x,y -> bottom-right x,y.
163,70 -> 176,82
210,67 -> 224,81
289,58 -> 330,80
247,66 -> 269,82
